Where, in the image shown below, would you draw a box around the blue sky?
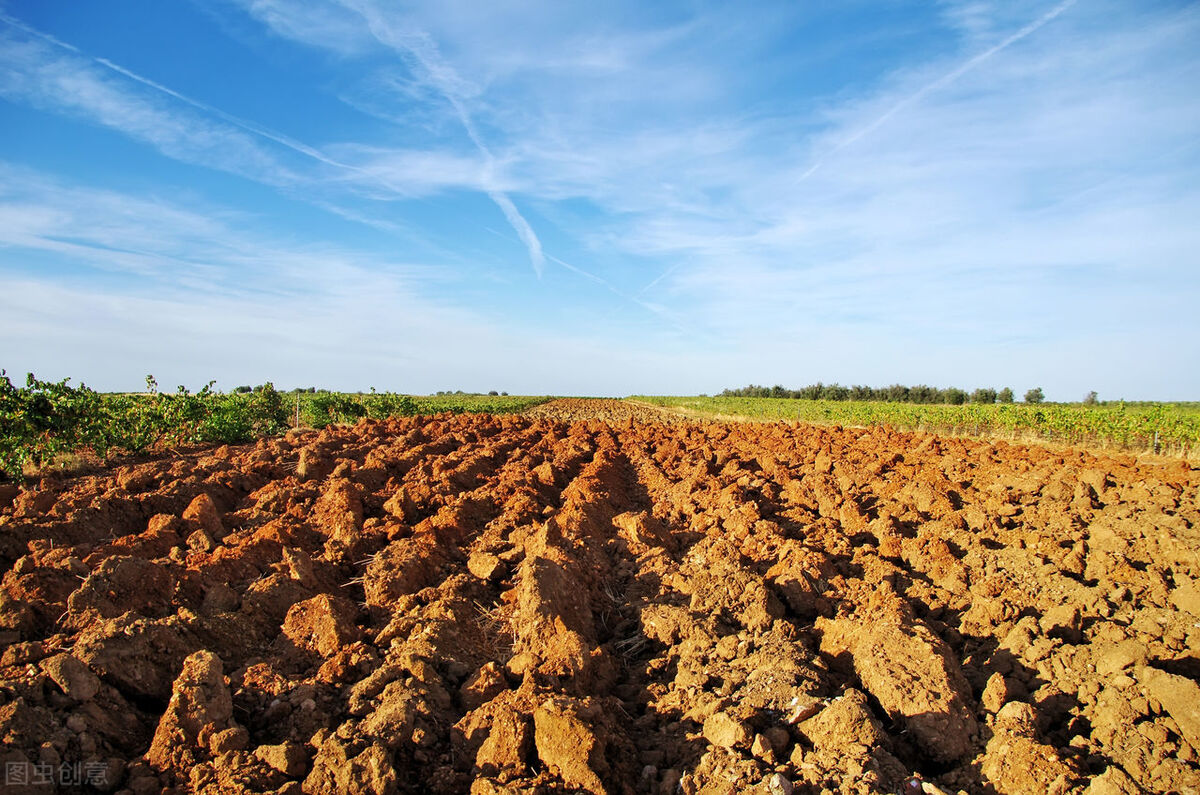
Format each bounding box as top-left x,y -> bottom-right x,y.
1,0 -> 1197,399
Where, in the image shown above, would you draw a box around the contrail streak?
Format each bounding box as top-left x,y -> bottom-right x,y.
638,263 -> 681,296
3,8 -> 545,273
489,192 -> 545,276
799,0 -> 1079,181
94,58 -> 356,172
9,8 -> 548,283
0,12 -> 360,174
481,226 -> 700,336
448,96 -> 546,277
348,6 -> 547,276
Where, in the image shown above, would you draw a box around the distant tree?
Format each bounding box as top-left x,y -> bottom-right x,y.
1025,387 -> 1045,404
798,383 -> 822,400
1083,391 -> 1099,406
819,383 -> 848,401
488,390 -> 499,396
717,381 -> 1049,406
971,388 -> 997,404
234,385 -> 252,394
910,385 -> 938,404
500,391 -> 509,396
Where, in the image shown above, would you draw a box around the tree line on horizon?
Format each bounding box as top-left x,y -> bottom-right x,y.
719,383 -> 1050,405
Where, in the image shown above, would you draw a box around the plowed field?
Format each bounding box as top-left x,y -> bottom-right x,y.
1,400 -> 1198,794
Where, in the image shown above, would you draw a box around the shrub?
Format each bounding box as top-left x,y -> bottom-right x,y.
363,392 -> 417,420
0,374 -> 290,480
303,393 -> 368,429
0,371 -> 104,479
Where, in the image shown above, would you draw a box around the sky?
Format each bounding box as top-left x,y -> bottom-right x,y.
1,0 -> 1197,400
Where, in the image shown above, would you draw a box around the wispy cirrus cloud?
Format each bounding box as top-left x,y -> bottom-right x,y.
0,162 -> 436,292
0,13 -> 513,201
0,161 -> 487,389
0,162 -> 716,393
0,17 -> 301,185
796,0 -> 1080,182
329,3 -> 548,275
233,0 -> 752,274
0,8 -> 552,276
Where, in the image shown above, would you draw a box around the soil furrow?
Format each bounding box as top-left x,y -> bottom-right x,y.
1,403 -> 1198,793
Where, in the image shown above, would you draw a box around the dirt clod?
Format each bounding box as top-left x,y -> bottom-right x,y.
146,649 -> 236,776
1139,666 -> 1200,750
255,741 -> 308,777
40,652 -> 101,701
703,712 -> 750,749
533,697 -> 608,794
980,672 -> 1010,713
281,594 -> 361,657
819,595 -> 978,763
184,493 -> 226,540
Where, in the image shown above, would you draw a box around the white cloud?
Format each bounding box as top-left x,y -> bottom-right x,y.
0,27 -> 298,185
0,165 -> 498,391
0,163 -> 437,293
0,18 -> 537,207
337,2 -> 548,275
796,0 -> 1079,182
323,144 -> 497,196
0,164 -> 709,393
242,0 -> 378,56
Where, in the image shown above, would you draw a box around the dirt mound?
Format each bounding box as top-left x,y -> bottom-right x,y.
1,404 -> 1199,793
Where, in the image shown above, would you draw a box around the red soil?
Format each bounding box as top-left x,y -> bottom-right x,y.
1,399 -> 1198,794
